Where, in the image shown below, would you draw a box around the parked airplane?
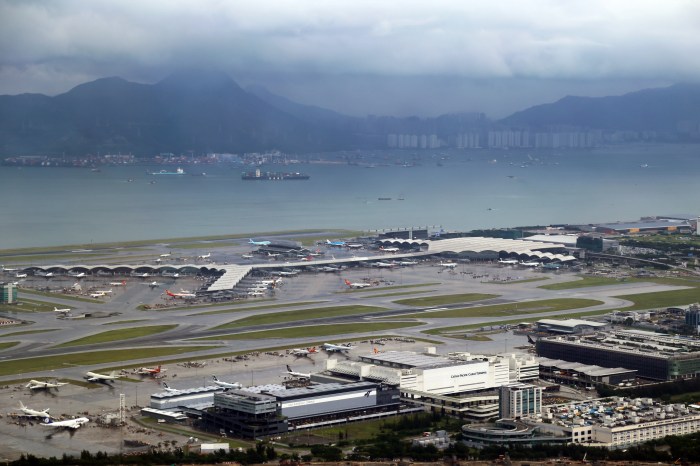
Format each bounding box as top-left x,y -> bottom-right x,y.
89,291 -> 107,298
69,271 -> 86,278
285,365 -> 311,379
147,281 -> 161,288
161,382 -> 181,393
439,262 -> 457,268
400,260 -> 419,267
95,288 -> 113,294
212,375 -> 242,389
322,342 -> 355,353
373,261 -> 395,268
53,307 -> 71,314
18,401 -> 51,418
1,265 -> 18,272
109,280 -> 127,286
249,238 -> 271,246
84,370 -> 120,383
266,252 -> 281,258
345,243 -> 363,249
15,273 -> 27,278
380,246 -> 400,253
26,379 -> 68,390
344,279 -> 372,289
132,272 -> 150,278
41,416 -> 89,430
135,365 -> 165,376
326,239 -> 346,247
197,252 -> 211,260
159,253 -> 172,257
165,289 -> 196,299
247,291 -> 265,297
498,258 -> 519,265
43,272 -> 55,278
520,260 -> 541,267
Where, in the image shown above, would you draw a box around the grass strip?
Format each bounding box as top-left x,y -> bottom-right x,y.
19,288 -> 104,303
615,283 -> 700,311
337,282 -> 441,294
0,346 -> 219,376
483,277 -> 549,285
56,324 -> 178,347
400,298 -> 604,319
361,290 -> 438,298
539,276 -> 647,290
195,321 -> 424,340
393,293 -> 499,307
214,305 -> 387,330
0,329 -> 57,337
102,319 -> 150,325
195,301 -> 324,316
0,342 -> 20,350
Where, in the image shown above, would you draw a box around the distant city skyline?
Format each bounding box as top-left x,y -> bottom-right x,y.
1,1 -> 696,118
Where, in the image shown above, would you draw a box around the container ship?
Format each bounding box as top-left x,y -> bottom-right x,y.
241,169 -> 310,180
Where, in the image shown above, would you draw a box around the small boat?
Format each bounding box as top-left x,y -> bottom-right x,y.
148,167 -> 186,175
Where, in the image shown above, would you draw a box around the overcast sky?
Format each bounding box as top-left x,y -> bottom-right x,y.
1,0 -> 698,118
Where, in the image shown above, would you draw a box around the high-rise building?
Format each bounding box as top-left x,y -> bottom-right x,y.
1,283 -> 17,304
499,383 -> 542,419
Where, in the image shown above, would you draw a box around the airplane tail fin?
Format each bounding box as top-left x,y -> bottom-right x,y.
109,371 -> 117,378
44,417 -> 52,424
212,375 -> 219,381
19,401 -> 26,409
286,365 -> 292,372
162,382 -> 169,389
344,279 -> 351,286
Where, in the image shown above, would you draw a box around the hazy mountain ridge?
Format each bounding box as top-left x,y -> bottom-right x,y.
500,83 -> 700,133
1,73 -> 699,156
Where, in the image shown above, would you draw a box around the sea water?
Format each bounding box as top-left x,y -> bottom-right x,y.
1,144 -> 698,248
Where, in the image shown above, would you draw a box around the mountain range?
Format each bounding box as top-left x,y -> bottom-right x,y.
1,71 -> 699,156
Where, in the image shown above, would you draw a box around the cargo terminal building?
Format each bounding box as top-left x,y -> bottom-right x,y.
322,351 -> 539,419
200,381 -> 416,439
536,330 -> 700,381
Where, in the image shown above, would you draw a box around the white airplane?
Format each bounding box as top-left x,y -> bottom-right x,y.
211,375 -> 242,389
322,342 -> 355,353
345,243 -> 363,249
249,238 -> 271,246
344,279 -> 372,289
89,291 -> 107,298
397,260 -> 418,266
266,252 -> 280,258
53,307 -> 71,314
26,379 -> 68,390
247,290 -> 265,297
439,262 -> 457,268
109,280 -> 127,286
241,254 -> 254,259
41,416 -> 89,430
159,253 -> 172,258
15,272 -> 27,278
326,239 -> 346,247
380,246 -> 400,253
373,261 -> 395,268
1,265 -> 18,272
520,260 -> 541,267
44,272 -> 54,278
498,258 -> 519,265
161,382 -> 181,393
147,281 -> 161,288
84,370 -> 120,383
69,271 -> 86,278
284,365 -> 311,379
18,401 -> 51,418
133,272 -> 150,278
165,289 -> 196,299
197,252 -> 211,260
95,288 -> 113,294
